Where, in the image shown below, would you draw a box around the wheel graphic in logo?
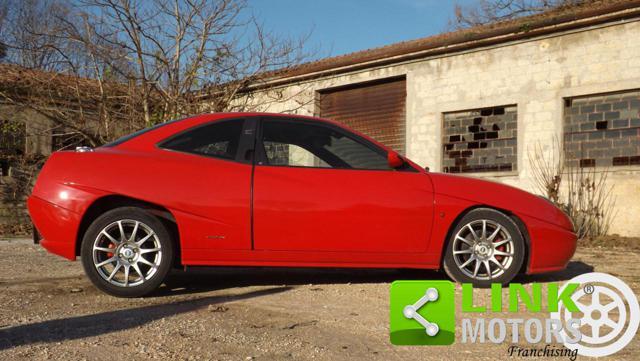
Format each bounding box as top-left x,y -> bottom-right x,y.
550,272 -> 639,357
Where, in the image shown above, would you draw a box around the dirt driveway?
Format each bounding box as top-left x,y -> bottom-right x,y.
0,239 -> 638,360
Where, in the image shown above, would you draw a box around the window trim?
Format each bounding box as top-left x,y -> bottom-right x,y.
156,117 -> 254,164
255,116 -> 416,172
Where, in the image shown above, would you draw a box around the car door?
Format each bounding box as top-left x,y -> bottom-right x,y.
156,117 -> 255,250
252,117 -> 434,253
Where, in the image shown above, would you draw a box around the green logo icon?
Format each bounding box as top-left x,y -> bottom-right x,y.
390,280 -> 455,345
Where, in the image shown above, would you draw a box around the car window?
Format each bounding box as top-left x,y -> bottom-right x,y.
160,119 -> 244,160
260,119 -> 390,170
102,118 -> 184,148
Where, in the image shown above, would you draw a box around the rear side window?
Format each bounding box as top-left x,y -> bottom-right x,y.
160,119 -> 244,160
103,118 -> 183,147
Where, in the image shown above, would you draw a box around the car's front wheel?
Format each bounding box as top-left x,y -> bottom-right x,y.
442,208 -> 525,287
81,207 -> 174,297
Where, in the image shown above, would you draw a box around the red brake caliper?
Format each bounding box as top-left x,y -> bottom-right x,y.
107,243 -> 115,258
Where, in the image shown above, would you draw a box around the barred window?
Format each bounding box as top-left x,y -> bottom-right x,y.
442,106 -> 517,173
564,91 -> 640,168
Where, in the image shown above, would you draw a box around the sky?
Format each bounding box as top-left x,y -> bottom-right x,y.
247,0 -> 477,59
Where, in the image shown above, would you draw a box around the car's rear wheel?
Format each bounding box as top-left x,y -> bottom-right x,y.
81,207 -> 174,297
442,208 -> 525,287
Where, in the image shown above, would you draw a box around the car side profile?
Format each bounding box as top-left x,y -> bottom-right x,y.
28,113 -> 577,297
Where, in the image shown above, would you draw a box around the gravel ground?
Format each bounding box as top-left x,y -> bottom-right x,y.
0,239 -> 638,361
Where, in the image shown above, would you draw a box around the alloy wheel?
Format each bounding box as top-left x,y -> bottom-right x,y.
92,219 -> 162,287
451,219 -> 515,281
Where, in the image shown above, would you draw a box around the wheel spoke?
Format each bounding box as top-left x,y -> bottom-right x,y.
493,250 -> 513,257
472,259 -> 481,277
94,246 -> 114,253
96,256 -> 117,268
459,256 -> 475,269
488,225 -> 501,241
108,262 -> 122,281
591,323 -> 600,339
456,236 -> 474,246
467,225 -> 479,241
489,257 -> 505,270
492,238 -> 511,247
128,221 -> 139,242
123,264 -> 130,287
132,263 -> 145,281
483,260 -> 492,278
454,249 -> 473,255
138,257 -> 157,268
101,230 -> 119,245
136,232 -> 155,246
139,247 -> 161,254
117,221 -> 126,242
481,220 -> 487,240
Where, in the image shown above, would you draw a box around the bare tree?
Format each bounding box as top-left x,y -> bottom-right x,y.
1,0 -> 313,147
68,0 -> 312,125
0,1 -> 7,59
451,0 -> 585,29
528,139 -> 616,239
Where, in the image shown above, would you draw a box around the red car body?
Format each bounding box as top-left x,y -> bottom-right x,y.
28,113 -> 576,274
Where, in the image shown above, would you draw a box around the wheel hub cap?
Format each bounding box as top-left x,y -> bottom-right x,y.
120,246 -> 136,260
474,242 -> 493,259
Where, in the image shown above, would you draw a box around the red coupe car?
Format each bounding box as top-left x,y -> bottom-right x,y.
28,113 -> 576,297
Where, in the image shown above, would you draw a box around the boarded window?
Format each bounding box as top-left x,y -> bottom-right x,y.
317,77 -> 406,154
564,91 -> 640,167
442,106 -> 517,173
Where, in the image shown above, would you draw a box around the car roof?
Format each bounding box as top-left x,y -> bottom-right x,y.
102,112 -> 393,155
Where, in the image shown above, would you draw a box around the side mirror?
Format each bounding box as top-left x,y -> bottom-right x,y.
387,151 -> 404,168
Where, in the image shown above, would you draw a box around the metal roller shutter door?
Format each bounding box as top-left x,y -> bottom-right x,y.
318,77 -> 406,154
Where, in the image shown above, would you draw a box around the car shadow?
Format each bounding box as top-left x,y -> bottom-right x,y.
159,260 -> 594,296
159,267 -> 446,296
0,286 -> 291,351
515,260 -> 594,283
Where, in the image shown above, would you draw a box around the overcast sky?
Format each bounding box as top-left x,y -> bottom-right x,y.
248,0 -> 477,59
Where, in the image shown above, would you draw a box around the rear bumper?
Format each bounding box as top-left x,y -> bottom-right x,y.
27,196 -> 80,260
522,214 -> 577,274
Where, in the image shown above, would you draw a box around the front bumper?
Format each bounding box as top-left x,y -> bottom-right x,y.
521,214 -> 578,274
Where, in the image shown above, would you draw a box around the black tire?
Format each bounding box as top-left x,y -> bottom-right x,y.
81,207 -> 174,297
442,208 -> 525,287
